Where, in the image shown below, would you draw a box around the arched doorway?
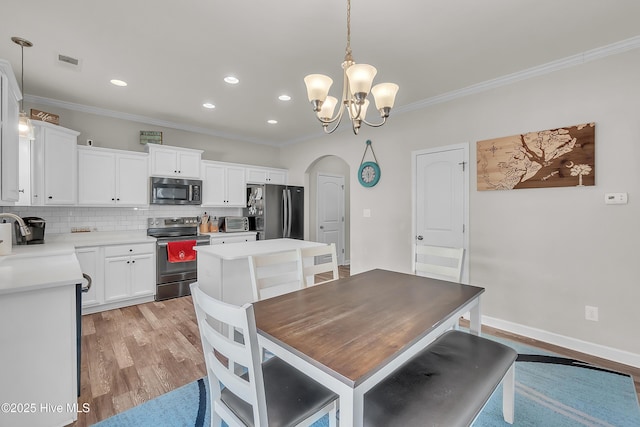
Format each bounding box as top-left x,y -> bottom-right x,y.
306,155 -> 350,265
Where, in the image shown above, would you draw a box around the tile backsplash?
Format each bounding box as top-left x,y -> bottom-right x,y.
1,205 -> 242,235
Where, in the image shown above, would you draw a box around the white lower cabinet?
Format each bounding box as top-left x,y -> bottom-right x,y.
77,242 -> 155,314
104,244 -> 155,302
209,232 -> 257,245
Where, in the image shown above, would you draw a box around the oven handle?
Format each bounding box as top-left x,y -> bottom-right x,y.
156,239 -> 210,247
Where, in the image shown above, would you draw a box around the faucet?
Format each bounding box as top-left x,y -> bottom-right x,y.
0,213 -> 32,240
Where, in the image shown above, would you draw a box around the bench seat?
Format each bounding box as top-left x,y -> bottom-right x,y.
364,330 -> 517,427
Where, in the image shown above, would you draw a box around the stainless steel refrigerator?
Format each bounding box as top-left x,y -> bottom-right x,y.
244,184 -> 304,240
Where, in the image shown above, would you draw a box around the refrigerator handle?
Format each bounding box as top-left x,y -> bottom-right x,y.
287,189 -> 292,238
282,189 -> 288,237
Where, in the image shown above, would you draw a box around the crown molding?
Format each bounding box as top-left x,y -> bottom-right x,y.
23,94 -> 281,147
394,35 -> 640,115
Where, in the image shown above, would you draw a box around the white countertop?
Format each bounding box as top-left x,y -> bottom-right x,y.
47,230 -> 156,247
194,238 -> 325,260
0,243 -> 83,295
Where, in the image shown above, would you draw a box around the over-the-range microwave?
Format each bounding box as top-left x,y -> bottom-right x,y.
150,177 -> 202,205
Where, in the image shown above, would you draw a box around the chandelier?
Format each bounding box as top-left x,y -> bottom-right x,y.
304,0 -> 399,135
12,36 -> 34,140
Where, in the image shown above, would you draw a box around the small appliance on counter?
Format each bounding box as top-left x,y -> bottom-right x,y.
14,216 -> 46,245
218,216 -> 250,232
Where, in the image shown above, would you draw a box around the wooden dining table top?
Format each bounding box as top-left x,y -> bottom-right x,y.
253,268 -> 485,387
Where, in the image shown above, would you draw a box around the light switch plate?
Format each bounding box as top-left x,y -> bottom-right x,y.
604,192 -> 628,204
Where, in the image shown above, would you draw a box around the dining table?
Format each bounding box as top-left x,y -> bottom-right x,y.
252,268 -> 485,427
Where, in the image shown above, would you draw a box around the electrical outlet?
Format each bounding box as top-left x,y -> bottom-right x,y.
585,305 -> 599,321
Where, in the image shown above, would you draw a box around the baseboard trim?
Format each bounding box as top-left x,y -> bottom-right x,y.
482,315 -> 640,369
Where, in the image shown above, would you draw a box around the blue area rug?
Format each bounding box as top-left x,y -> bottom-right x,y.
93,335 -> 640,426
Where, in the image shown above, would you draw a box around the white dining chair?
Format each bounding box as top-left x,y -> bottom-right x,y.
300,243 -> 339,287
190,282 -> 338,427
248,249 -> 305,301
415,244 -> 465,283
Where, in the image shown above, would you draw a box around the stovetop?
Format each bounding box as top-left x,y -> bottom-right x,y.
147,216 -> 199,238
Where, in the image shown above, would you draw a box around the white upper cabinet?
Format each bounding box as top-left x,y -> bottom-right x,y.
31,121 -> 79,205
148,144 -> 202,179
245,166 -> 287,185
0,60 -> 21,204
78,146 -> 148,206
201,161 -> 246,207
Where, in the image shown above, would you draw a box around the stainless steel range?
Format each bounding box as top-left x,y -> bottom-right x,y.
147,216 -> 210,301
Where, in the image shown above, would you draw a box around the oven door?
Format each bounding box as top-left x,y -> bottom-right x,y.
156,236 -> 210,299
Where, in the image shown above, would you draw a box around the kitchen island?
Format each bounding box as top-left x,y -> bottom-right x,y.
0,243 -> 83,427
195,238 -> 325,305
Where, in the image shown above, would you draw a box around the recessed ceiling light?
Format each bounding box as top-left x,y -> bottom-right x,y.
224,76 -> 239,85
278,94 -> 291,101
202,102 -> 215,109
110,79 -> 127,87
267,119 -> 278,125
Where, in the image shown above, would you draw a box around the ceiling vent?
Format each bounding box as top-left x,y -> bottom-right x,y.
58,54 -> 79,66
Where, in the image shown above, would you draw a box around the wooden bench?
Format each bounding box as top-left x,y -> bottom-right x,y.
364,330 -> 517,426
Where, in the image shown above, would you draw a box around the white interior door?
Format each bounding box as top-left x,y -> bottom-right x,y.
317,174 -> 345,265
414,144 -> 469,282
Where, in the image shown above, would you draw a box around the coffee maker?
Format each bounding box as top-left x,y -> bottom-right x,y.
14,217 -> 46,245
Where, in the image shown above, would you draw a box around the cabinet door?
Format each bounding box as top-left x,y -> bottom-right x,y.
44,127 -> 77,205
202,163 -> 226,206
130,252 -> 155,297
116,153 -> 148,205
104,256 -> 131,302
0,73 -> 20,203
267,169 -> 287,185
78,149 -> 115,205
76,247 -> 102,307
226,165 -> 247,206
177,151 -> 201,178
150,148 -> 177,176
246,167 -> 269,184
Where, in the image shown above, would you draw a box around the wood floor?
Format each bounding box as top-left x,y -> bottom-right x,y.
69,265 -> 639,426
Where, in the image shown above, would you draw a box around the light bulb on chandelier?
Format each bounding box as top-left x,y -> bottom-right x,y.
303,0 -> 399,135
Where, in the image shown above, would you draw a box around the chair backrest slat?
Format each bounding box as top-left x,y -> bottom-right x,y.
415,245 -> 464,283
301,243 -> 339,286
248,249 -> 304,301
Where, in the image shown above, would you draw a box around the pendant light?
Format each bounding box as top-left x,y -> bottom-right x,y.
304,0 -> 399,135
11,36 -> 34,140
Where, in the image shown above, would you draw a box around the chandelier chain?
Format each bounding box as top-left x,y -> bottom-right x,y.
345,0 -> 352,57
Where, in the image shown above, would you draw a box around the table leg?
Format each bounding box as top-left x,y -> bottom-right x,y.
469,298 -> 481,336
338,389 -> 364,427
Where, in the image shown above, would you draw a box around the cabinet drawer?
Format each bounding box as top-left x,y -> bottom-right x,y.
104,243 -> 154,257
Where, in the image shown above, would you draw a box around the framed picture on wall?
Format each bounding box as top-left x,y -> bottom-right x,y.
140,131 -> 163,145
477,123 -> 595,191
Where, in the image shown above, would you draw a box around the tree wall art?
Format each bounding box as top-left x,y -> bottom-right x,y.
477,123 -> 595,191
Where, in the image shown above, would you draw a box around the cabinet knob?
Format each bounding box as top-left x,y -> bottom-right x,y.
116,198 -> 120,201
127,261 -> 130,264
48,196 -> 53,199
112,198 -> 115,201
132,260 -> 136,264
129,249 -> 133,252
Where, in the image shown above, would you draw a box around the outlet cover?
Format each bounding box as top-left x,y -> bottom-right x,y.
585,305 -> 599,321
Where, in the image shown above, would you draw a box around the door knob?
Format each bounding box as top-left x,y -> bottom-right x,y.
417,235 -> 424,240
319,225 -> 324,229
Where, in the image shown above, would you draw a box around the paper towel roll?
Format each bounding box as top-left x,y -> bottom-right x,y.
0,223 -> 12,255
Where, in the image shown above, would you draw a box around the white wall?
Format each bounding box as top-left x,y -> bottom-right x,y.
283,49 -> 640,361
24,102 -> 284,166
